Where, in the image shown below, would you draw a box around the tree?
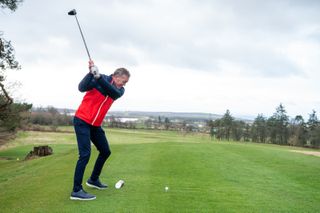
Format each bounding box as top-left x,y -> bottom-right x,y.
0,0 -> 23,11
288,115 -> 307,147
213,119 -> 223,140
221,110 -> 233,140
144,118 -> 154,129
0,32 -> 19,110
207,120 -> 214,138
0,34 -> 20,71
28,107 -> 73,129
181,120 -> 193,135
307,110 -> 318,130
267,116 -> 277,144
243,123 -> 251,142
1,0 -> 23,106
308,125 -> 320,148
0,0 -> 22,70
267,104 -> 289,145
0,0 -> 30,142
231,120 -> 245,141
109,115 -> 120,128
251,114 -> 267,143
164,117 -> 170,130
307,110 -> 320,148
0,102 -> 31,131
207,119 -> 223,140
208,110 -> 235,141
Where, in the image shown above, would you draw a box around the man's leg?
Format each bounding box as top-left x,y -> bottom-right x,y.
73,117 -> 92,192
90,126 -> 111,181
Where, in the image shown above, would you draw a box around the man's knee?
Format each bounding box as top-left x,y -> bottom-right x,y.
106,150 -> 111,158
79,152 -> 91,164
101,148 -> 111,158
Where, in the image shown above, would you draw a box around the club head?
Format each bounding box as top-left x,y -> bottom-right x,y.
68,9 -> 77,16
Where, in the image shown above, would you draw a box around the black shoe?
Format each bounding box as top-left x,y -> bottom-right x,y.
70,189 -> 96,201
86,178 -> 108,190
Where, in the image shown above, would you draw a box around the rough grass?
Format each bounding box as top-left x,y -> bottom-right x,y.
0,129 -> 319,212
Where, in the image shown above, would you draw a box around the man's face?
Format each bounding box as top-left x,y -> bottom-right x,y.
113,75 -> 129,88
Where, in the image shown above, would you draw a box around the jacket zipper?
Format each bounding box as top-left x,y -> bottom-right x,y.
91,79 -> 114,126
91,96 -> 109,125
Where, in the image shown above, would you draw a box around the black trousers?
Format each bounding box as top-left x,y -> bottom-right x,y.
72,116 -> 111,192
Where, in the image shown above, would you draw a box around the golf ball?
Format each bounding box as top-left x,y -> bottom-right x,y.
165,186 -> 169,191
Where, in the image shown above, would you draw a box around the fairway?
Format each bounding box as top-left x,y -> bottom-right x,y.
0,129 -> 319,212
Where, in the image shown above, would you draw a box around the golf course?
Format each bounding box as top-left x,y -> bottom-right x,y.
0,128 -> 319,213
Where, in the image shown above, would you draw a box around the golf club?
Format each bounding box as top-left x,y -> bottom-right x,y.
68,9 -> 92,60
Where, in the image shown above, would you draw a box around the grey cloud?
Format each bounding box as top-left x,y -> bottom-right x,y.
1,0 -> 320,77
77,0 -> 318,77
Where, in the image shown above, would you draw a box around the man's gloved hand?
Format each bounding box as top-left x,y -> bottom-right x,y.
90,65 -> 101,79
88,60 -> 101,79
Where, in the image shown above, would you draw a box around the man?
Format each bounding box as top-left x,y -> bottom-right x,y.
70,61 -> 130,200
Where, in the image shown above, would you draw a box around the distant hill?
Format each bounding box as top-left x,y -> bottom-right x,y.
107,111 -> 223,121
55,109 -> 252,122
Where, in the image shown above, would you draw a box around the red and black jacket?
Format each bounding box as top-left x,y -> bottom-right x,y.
75,73 -> 125,126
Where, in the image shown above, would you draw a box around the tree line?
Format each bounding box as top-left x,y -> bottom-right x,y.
207,104 -> 320,148
28,107 -> 73,129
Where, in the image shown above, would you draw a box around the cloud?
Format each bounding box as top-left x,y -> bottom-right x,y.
57,0 -> 318,77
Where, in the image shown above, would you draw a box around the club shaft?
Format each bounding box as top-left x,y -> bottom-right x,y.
74,15 -> 91,60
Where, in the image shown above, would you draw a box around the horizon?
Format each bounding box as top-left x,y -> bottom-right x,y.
31,105 -> 316,121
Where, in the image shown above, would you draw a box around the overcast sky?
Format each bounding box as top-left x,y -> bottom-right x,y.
1,0 -> 320,119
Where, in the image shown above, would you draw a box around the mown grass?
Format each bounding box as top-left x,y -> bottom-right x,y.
0,129 -> 319,212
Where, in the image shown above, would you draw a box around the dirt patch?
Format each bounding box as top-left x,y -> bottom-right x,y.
291,150 -> 320,157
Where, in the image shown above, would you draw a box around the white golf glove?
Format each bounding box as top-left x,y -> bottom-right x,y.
90,65 -> 101,79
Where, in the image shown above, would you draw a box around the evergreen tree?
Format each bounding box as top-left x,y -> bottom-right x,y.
307,110 -> 320,148
307,110 -> 318,130
268,104 -> 289,145
221,110 -> 233,140
251,114 -> 267,143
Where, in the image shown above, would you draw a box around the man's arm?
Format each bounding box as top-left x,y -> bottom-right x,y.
78,73 -> 94,92
96,76 -> 124,100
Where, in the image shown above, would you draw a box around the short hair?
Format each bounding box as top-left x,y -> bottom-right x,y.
113,68 -> 130,78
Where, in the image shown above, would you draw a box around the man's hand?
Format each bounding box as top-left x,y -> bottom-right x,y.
88,60 -> 101,79
88,60 -> 94,68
